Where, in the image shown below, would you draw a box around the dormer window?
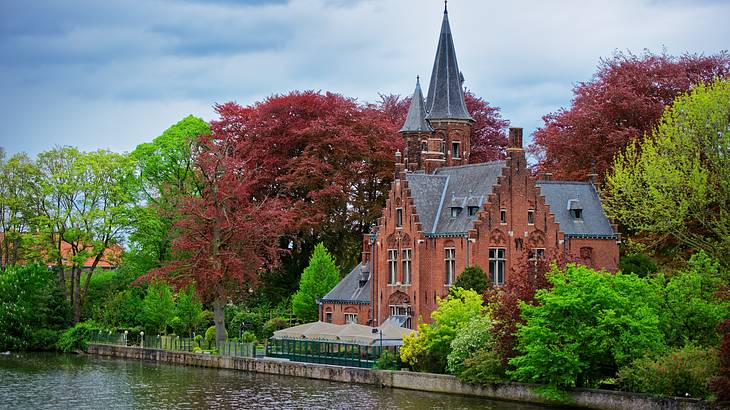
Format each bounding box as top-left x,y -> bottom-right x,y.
468,206 -> 479,216
451,141 -> 461,159
567,199 -> 583,220
451,206 -> 462,218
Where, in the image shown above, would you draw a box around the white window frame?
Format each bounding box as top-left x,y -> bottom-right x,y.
387,249 -> 398,285
451,141 -> 461,159
500,209 -> 507,225
444,247 -> 456,285
344,313 -> 358,324
489,248 -> 506,286
402,248 -> 412,285
528,248 -> 545,262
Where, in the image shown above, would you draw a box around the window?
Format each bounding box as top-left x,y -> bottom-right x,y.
450,207 -> 462,218
468,206 -> 479,216
325,312 -> 332,323
387,249 -> 397,284
489,248 -> 506,286
500,209 -> 507,224
344,313 -> 358,324
451,141 -> 461,159
528,248 -> 545,261
527,210 -> 534,225
440,141 -> 445,154
396,208 -> 403,228
421,140 -> 427,152
444,248 -> 456,285
580,246 -> 593,261
402,249 -> 412,285
570,209 -> 583,220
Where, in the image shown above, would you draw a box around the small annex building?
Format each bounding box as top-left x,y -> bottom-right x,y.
319,4 -> 620,329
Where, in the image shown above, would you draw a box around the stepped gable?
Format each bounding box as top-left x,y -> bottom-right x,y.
320,262 -> 370,304
536,181 -> 616,237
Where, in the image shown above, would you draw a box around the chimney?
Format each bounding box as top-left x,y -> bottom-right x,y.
394,150 -> 406,178
508,128 -> 523,150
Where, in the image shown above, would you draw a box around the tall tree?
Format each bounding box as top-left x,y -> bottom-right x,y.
531,51 -> 730,180
130,115 -> 210,264
605,79 -> 730,265
35,147 -> 136,322
375,90 -> 509,163
0,152 -> 40,270
291,243 -> 340,322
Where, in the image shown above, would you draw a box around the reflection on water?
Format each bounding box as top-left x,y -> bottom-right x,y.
0,352 -> 549,409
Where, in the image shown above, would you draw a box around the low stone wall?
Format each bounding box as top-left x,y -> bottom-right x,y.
87,344 -> 710,410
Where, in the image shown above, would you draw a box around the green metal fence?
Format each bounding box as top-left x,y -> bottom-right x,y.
266,338 -> 400,369
90,331 -> 256,358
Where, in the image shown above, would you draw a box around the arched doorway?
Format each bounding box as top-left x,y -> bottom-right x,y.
387,290 -> 412,329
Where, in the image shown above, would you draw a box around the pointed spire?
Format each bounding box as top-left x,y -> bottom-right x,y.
424,5 -> 473,122
399,76 -> 434,133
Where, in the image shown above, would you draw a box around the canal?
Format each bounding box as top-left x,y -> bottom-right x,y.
0,352 -> 552,409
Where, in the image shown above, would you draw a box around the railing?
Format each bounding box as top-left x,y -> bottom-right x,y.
90,331 -> 255,358
266,338 -> 401,369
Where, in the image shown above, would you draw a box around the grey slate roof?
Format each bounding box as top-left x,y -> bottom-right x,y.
400,77 -> 434,133
424,8 -> 473,122
405,162 -> 504,234
321,262 -> 370,304
536,181 -> 616,237
403,162 -> 616,238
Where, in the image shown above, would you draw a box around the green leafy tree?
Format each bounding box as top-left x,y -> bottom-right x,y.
453,266 -> 490,294
141,281 -> 175,334
0,152 -> 41,270
619,253 -> 658,278
446,315 -> 493,375
171,285 -> 205,337
291,243 -> 340,322
400,287 -> 484,373
508,265 -> 666,390
606,79 -> 730,265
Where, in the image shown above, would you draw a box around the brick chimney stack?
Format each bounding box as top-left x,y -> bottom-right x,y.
508,127 -> 523,150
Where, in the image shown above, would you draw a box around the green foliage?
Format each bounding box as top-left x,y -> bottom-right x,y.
453,266 -> 490,295
606,79 -> 730,265
400,287 -> 483,373
205,325 -> 227,345
619,344 -> 719,399
241,331 -> 257,344
141,281 -> 175,334
619,253 -> 658,277
508,265 -> 666,390
263,317 -> 289,339
372,350 -> 398,370
658,251 -> 729,347
170,285 -> 205,337
0,265 -> 71,351
447,315 -> 493,375
97,286 -> 146,329
291,243 -> 340,322
227,301 -> 290,340
457,346 -> 505,385
57,320 -> 106,352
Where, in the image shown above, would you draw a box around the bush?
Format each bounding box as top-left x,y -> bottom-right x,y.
97,286 -> 145,329
619,254 -> 658,277
400,288 -> 483,373
57,320 -> 106,352
619,345 -> 719,398
508,265 -> 666,390
457,346 -> 505,385
141,281 -> 175,334
263,317 -> 289,339
372,350 -> 398,370
447,315 -> 493,375
710,319 -> 730,402
29,329 -> 61,351
453,266 -> 490,295
171,285 -> 204,337
205,325 -> 227,347
241,331 -> 257,344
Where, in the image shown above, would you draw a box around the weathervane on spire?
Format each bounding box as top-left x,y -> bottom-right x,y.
444,0 -> 448,13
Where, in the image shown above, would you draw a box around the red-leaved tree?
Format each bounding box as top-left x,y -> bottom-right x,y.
530,51 -> 730,180
376,90 -> 509,163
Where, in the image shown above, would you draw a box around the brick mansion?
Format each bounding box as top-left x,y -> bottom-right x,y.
319,5 -> 620,328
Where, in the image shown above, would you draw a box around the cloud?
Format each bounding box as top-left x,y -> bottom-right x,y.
1,0 -> 728,156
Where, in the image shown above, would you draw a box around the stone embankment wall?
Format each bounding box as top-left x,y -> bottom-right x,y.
87,344 -> 709,410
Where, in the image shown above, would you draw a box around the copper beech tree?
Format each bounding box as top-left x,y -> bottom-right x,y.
531,51 -> 730,181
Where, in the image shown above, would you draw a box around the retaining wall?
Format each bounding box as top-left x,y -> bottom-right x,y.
87,344 -> 710,410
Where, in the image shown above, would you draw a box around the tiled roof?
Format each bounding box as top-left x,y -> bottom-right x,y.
321,262 -> 370,304
424,8 -> 473,122
536,181 -> 616,237
400,77 -> 434,133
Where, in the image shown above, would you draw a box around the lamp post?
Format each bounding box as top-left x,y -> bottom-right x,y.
371,328 -> 383,358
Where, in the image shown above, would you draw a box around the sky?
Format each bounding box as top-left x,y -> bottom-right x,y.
1,0 -> 728,157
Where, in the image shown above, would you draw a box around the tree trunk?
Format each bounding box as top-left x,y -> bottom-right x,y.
213,297 -> 226,345
69,267 -> 76,322
72,267 -> 81,324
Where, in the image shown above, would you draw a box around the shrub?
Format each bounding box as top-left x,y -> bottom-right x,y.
373,350 -> 398,370
619,345 -> 719,398
141,281 -> 175,334
57,320 -> 106,352
457,346 -> 505,385
508,265 -> 666,390
29,329 -> 61,351
619,253 -> 658,277
710,319 -> 730,402
241,331 -> 257,344
447,315 -> 493,375
400,288 -> 483,373
453,266 -> 490,295
205,325 -> 227,347
171,285 -> 204,337
263,317 -> 289,339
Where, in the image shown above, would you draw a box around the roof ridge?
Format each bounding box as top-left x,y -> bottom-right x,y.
536,180 -> 591,185
434,160 -> 505,172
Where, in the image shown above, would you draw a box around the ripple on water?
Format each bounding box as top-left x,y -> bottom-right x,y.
0,353 -> 548,410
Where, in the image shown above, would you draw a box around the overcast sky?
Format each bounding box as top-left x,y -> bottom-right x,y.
1,0 -> 728,157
